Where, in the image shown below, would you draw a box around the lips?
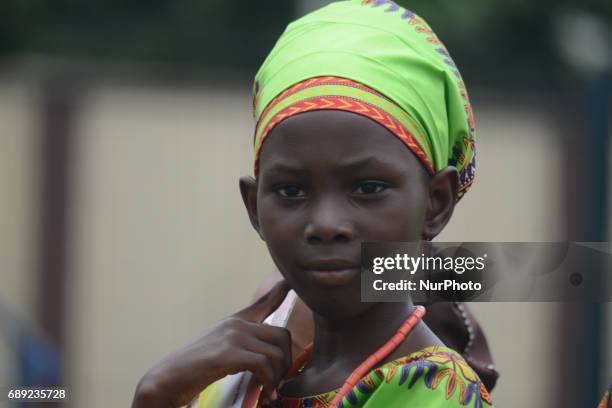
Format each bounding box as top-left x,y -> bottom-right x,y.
302,259 -> 359,270
301,259 -> 360,286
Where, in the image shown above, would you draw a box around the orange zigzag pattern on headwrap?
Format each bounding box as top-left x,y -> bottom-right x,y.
254,95 -> 434,177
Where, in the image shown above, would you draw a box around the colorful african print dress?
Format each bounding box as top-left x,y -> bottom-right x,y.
190,346 -> 493,407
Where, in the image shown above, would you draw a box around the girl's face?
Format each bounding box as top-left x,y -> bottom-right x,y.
243,110 -> 445,320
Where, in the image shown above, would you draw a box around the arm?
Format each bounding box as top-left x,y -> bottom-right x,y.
131,281 -> 293,408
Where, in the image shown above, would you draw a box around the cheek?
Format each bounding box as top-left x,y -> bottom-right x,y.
259,197 -> 297,239
358,193 -> 428,241
258,207 -> 306,291
257,197 -> 303,262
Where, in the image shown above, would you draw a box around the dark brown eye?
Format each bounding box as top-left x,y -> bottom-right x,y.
353,181 -> 388,194
276,185 -> 305,198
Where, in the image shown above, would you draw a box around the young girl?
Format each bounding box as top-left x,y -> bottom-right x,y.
132,1 -> 492,407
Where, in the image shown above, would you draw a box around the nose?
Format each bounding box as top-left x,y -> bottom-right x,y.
303,198 -> 355,244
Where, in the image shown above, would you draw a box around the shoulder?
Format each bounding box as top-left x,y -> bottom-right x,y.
349,346 -> 494,407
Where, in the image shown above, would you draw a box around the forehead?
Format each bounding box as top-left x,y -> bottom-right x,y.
258,110 -> 426,174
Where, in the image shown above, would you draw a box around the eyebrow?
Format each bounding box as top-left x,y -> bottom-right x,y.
264,156 -> 401,175
264,162 -> 306,176
337,157 -> 399,171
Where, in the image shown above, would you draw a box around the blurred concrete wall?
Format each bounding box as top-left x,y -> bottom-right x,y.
0,77 -> 40,391
0,75 -> 610,407
438,100 -> 563,408
65,85 -> 276,407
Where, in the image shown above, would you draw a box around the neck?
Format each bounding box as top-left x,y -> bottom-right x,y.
309,301 -> 416,369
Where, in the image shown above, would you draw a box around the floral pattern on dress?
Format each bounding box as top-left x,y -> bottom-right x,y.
261,346 -> 493,408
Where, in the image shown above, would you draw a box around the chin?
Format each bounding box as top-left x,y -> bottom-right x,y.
293,283 -> 373,321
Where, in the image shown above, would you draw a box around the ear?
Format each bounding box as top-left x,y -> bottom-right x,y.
239,176 -> 264,240
422,166 -> 459,241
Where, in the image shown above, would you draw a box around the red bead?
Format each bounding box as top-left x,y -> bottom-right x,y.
284,306 -> 427,408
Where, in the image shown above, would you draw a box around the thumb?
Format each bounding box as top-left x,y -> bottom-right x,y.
233,280 -> 290,323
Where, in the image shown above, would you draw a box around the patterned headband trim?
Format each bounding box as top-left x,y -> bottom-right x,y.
253,76 -> 434,178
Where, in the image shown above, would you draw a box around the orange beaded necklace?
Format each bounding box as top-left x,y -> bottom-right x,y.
283,305 -> 426,408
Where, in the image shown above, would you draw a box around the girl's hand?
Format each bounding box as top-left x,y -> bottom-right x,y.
131,281 -> 293,408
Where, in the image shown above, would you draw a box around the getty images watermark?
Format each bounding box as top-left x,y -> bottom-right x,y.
371,251 -> 487,292
361,242 -> 611,302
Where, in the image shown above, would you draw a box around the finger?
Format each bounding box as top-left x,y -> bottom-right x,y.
234,280 -> 290,323
240,336 -> 290,385
241,322 -> 293,372
220,318 -> 293,374
233,350 -> 279,394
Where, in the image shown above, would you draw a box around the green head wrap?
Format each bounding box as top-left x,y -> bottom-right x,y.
253,0 -> 476,200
